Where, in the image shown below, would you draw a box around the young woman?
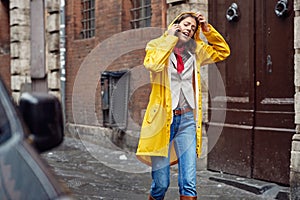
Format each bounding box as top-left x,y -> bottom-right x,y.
136,12 -> 230,200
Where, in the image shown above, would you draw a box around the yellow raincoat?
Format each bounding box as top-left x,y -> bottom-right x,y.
136,12 -> 230,166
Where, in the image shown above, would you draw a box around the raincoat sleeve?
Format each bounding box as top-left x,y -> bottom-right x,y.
144,34 -> 178,72
196,24 -> 230,66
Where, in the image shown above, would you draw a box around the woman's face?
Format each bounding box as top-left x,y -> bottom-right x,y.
177,16 -> 197,44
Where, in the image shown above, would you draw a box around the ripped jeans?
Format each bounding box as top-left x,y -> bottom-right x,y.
150,111 -> 197,199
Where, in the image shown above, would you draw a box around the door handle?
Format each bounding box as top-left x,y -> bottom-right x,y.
226,3 -> 239,22
267,55 -> 273,74
275,0 -> 288,17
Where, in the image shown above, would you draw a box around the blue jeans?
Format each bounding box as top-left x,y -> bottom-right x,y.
150,111 -> 197,199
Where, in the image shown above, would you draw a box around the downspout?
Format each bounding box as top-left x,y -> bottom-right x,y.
60,0 -> 66,123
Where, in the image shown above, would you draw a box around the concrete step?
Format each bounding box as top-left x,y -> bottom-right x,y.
209,172 -> 290,200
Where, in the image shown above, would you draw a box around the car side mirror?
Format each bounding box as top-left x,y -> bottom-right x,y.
19,92 -> 64,153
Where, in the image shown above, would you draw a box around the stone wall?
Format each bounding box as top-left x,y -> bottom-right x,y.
166,0 -> 209,170
10,0 -> 30,101
9,0 -> 61,102
291,0 -> 300,198
46,0 -> 61,98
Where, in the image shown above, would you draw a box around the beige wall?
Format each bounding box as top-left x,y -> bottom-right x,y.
291,0 -> 300,199
9,0 -> 61,102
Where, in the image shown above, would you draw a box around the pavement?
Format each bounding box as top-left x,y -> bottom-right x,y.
43,132 -> 290,200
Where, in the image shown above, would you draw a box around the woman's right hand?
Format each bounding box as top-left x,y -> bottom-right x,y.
167,24 -> 181,36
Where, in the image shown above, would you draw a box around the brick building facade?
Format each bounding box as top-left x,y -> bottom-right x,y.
64,0 -> 166,126
0,0 -> 10,89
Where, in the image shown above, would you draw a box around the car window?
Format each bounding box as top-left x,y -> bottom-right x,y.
0,102 -> 11,144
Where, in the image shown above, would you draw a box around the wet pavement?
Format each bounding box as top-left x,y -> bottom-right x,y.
43,135 -> 289,200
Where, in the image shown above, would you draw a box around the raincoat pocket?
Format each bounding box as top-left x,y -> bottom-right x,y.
146,104 -> 162,123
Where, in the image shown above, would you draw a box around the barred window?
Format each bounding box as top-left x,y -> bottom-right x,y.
81,0 -> 95,39
130,0 -> 151,29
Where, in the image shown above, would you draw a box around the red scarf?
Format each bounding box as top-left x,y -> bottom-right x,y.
174,47 -> 185,74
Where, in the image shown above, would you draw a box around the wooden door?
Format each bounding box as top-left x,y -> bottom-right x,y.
207,0 -> 294,185
253,0 -> 295,185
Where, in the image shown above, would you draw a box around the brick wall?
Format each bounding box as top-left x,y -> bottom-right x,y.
65,0 -> 163,126
0,0 -> 10,90
65,0 -> 120,124
291,0 -> 300,198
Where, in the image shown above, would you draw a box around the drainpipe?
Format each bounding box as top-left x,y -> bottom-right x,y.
60,0 -> 66,123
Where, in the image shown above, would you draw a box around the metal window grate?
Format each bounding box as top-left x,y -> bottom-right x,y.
81,0 -> 95,39
101,71 -> 130,130
130,0 -> 152,29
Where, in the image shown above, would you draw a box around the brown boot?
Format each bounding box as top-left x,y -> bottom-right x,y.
148,195 -> 155,200
180,195 -> 197,200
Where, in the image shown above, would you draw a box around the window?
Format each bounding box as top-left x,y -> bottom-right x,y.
100,71 -> 130,130
130,0 -> 151,29
81,0 -> 95,39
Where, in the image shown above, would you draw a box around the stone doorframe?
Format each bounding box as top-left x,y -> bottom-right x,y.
291,1 -> 300,199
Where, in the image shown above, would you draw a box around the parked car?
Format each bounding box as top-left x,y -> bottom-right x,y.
0,76 -> 72,199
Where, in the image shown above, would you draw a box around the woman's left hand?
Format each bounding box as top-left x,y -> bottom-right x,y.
196,12 -> 210,32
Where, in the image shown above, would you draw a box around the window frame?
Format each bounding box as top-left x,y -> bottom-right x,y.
130,0 -> 152,29
80,0 -> 95,39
